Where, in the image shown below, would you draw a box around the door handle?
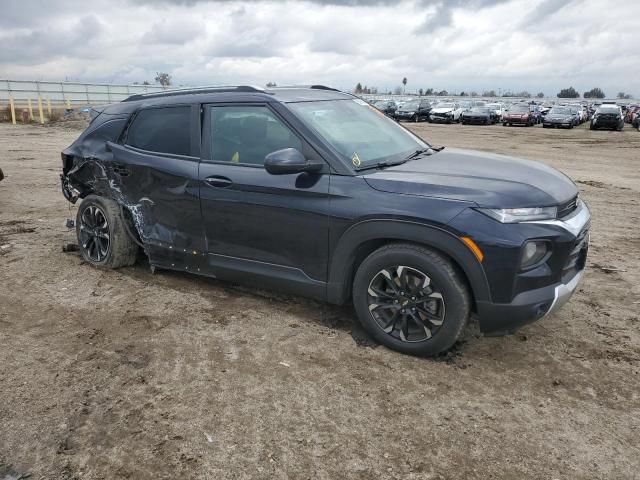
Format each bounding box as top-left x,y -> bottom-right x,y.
204,176 -> 233,188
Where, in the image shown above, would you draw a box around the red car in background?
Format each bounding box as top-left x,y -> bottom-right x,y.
503,104 -> 537,126
624,105 -> 639,123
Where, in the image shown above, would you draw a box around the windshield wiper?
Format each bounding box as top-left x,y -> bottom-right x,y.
354,147 -> 442,171
403,148 -> 432,161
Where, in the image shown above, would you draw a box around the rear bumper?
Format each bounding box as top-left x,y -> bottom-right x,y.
476,268 -> 585,335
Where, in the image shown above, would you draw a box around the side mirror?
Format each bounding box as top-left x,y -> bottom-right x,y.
264,148 -> 323,175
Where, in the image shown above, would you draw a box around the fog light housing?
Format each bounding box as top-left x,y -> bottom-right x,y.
520,240 -> 549,269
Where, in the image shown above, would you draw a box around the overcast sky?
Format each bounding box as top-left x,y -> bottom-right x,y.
1,0 -> 638,96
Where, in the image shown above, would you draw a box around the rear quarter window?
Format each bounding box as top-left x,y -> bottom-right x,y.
127,106 -> 192,156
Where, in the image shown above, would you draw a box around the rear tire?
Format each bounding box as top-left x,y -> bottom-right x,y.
353,243 -> 471,356
76,195 -> 139,269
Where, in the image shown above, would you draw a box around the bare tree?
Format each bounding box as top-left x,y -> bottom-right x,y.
155,72 -> 172,87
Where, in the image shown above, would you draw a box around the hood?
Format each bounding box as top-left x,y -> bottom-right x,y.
431,107 -> 455,114
546,114 -> 572,120
362,148 -> 577,208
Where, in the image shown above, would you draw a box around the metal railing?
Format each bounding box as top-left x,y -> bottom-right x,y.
0,79 -> 167,124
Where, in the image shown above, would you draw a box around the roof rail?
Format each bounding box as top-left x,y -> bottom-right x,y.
267,84 -> 341,92
123,85 -> 268,102
309,85 -> 340,92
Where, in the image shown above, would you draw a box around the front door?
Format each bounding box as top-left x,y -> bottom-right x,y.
198,103 -> 330,298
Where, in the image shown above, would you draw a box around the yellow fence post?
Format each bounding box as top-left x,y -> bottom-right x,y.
27,98 -> 34,121
9,96 -> 16,125
46,97 -> 52,116
37,95 -> 45,124
66,98 -> 71,110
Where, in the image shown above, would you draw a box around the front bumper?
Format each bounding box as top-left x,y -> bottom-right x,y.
396,112 -> 416,120
476,267 -> 585,335
430,115 -> 454,123
470,201 -> 591,335
462,116 -> 490,124
504,117 -> 529,124
544,120 -> 572,127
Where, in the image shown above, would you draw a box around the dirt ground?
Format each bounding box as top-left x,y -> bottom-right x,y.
1,119 -> 639,480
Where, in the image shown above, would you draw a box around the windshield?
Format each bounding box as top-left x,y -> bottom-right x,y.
470,107 -> 490,113
459,101 -> 472,108
434,102 -> 454,108
487,104 -> 501,109
549,107 -> 570,115
509,105 -> 530,113
402,101 -> 420,109
597,107 -> 619,114
289,99 -> 428,168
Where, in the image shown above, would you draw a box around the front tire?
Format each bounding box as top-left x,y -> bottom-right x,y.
76,195 -> 139,269
353,244 -> 471,356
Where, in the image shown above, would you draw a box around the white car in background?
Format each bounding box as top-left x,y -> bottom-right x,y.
486,103 -> 506,121
429,102 -> 463,123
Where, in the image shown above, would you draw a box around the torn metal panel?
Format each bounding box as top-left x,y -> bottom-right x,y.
61,105 -> 205,268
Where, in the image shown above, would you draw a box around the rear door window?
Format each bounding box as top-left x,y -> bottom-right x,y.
127,106 -> 192,156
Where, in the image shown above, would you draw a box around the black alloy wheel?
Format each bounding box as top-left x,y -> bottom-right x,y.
367,266 -> 446,342
79,205 -> 111,262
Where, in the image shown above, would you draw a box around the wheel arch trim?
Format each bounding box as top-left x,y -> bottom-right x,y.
327,219 -> 491,305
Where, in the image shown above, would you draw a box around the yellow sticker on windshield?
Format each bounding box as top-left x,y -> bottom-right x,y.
231,152 -> 240,163
352,152 -> 362,167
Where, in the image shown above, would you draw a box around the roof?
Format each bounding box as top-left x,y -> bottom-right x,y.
122,85 -> 353,104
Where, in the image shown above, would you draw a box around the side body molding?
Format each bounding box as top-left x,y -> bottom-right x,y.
326,219 -> 492,306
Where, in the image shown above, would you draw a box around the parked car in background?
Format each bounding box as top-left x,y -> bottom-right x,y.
590,105 -> 624,130
395,99 -> 432,122
543,106 -> 577,129
374,100 -> 398,118
624,105 -> 639,123
458,100 -> 473,113
567,106 -> 582,126
633,113 -> 640,130
429,102 -> 463,123
60,85 -> 591,356
461,106 -> 497,125
503,104 -> 535,126
528,104 -> 543,124
487,103 -> 506,121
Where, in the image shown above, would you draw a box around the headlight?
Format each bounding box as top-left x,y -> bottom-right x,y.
477,206 -> 557,223
520,240 -> 549,269
445,112 -> 453,116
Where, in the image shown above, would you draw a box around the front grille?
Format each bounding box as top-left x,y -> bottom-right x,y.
557,196 -> 578,218
563,227 -> 589,274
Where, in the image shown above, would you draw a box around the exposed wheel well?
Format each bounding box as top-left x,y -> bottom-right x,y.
344,238 -> 477,313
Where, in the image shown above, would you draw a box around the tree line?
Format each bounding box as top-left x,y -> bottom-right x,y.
354,80 -> 633,100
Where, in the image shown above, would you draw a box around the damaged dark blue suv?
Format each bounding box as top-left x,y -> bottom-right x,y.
61,86 -> 590,356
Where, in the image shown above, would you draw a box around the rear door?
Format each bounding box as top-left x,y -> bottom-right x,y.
108,104 -> 205,268
198,102 -> 331,298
